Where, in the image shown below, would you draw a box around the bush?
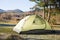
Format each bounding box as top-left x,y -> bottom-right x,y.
5,34 -> 24,40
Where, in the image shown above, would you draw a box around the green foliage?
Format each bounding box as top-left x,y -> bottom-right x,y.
37,1 -> 45,7
30,0 -> 35,2
30,0 -> 44,7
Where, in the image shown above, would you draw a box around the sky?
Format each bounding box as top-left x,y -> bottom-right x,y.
0,0 -> 36,12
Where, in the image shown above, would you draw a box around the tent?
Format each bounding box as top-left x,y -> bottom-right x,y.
13,15 -> 52,33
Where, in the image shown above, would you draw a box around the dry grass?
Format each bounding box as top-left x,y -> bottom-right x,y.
0,27 -> 60,40
0,27 -> 17,34
0,34 -> 60,40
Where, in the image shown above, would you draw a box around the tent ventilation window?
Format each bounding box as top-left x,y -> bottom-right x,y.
33,21 -> 35,23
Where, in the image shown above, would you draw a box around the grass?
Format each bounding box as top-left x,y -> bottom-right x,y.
0,26 -> 17,34
0,21 -> 17,24
0,21 -> 60,40
0,25 -> 60,34
0,26 -> 60,40
52,25 -> 60,30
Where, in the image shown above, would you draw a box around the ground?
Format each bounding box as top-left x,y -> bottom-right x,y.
0,33 -> 60,40
0,26 -> 60,40
0,19 -> 60,40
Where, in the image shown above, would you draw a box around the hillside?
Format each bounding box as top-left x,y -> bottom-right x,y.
0,9 -> 5,13
6,9 -> 23,13
0,9 -> 23,13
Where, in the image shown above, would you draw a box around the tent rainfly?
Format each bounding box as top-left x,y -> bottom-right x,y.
13,15 -> 52,33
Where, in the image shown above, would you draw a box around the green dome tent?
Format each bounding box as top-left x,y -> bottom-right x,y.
13,15 -> 52,34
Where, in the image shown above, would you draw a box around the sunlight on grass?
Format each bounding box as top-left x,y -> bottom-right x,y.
0,27 -> 17,34
0,21 -> 18,24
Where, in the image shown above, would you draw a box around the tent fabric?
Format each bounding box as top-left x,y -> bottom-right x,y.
13,15 -> 52,33
22,15 -> 52,31
13,16 -> 30,33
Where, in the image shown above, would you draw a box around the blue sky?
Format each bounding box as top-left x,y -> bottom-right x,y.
0,0 -> 36,12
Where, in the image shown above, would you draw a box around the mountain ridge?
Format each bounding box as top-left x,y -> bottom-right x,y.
0,9 -> 5,13
0,9 -> 23,13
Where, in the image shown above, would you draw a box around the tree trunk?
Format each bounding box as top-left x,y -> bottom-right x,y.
48,4 -> 51,22
44,6 -> 45,19
48,12 -> 51,22
47,0 -> 48,21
